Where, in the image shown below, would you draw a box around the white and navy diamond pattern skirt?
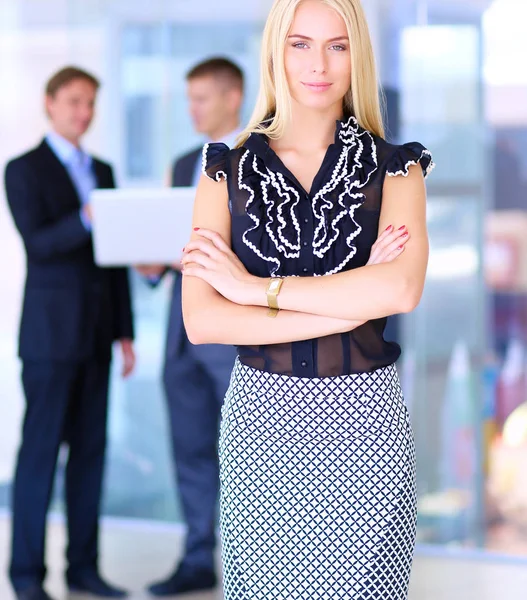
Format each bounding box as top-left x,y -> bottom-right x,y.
219,359 -> 417,600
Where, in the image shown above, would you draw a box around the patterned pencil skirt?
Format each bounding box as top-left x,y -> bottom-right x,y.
218,359 -> 417,600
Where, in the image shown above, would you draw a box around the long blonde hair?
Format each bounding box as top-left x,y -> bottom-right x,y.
237,0 -> 384,146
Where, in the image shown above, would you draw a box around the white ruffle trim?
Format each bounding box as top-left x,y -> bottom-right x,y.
202,142 -> 228,182
386,148 -> 435,179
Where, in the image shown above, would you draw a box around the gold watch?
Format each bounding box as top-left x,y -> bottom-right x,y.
266,277 -> 284,318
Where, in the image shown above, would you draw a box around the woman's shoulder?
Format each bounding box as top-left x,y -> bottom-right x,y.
373,135 -> 435,180
201,142 -> 247,182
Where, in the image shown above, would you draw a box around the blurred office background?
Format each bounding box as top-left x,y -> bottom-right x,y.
0,0 -> 526,580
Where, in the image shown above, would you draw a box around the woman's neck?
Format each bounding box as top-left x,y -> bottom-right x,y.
274,103 -> 344,152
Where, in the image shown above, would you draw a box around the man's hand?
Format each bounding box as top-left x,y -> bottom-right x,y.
134,264 -> 165,278
82,203 -> 93,223
119,338 -> 136,378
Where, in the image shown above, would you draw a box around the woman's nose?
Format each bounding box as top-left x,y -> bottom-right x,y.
310,49 -> 328,74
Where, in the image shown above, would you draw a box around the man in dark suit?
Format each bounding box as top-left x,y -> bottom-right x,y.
5,66 -> 135,600
138,58 -> 243,597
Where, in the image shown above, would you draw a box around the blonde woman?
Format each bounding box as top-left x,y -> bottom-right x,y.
181,0 -> 434,597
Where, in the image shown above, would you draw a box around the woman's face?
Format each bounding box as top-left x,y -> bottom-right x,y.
284,0 -> 351,113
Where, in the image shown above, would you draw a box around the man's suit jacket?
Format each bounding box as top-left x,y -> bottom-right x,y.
5,139 -> 134,362
172,147 -> 202,189
162,146 -> 202,360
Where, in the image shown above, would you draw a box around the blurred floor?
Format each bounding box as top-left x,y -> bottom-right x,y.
1,513 -> 527,599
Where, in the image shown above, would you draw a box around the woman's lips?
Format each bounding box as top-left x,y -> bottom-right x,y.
302,82 -> 332,92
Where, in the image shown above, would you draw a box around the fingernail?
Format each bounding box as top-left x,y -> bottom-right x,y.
402,232 -> 408,238
398,225 -> 406,231
398,245 -> 404,250
193,227 -> 200,231
385,225 -> 393,232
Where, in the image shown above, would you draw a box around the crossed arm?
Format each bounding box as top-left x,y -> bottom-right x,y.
181,166 -> 428,346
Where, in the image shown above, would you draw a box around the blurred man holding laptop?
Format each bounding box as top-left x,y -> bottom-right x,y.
88,56 -> 243,597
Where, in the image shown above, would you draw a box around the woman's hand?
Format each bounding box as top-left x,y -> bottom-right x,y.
182,228 -> 261,305
367,225 -> 409,266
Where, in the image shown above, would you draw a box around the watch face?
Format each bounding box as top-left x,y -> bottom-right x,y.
269,280 -> 280,292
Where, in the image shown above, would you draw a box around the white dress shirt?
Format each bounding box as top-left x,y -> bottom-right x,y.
45,130 -> 96,230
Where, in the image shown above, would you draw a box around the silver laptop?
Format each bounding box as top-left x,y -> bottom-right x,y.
90,187 -> 196,267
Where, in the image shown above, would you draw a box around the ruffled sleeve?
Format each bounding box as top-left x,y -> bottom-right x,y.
201,142 -> 231,182
386,142 -> 435,179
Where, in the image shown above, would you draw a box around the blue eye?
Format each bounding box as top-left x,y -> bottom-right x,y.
331,44 -> 347,52
293,42 -> 308,49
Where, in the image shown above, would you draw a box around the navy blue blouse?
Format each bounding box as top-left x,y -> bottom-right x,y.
202,116 -> 434,377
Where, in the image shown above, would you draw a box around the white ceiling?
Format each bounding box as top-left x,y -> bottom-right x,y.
2,0 -> 498,28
